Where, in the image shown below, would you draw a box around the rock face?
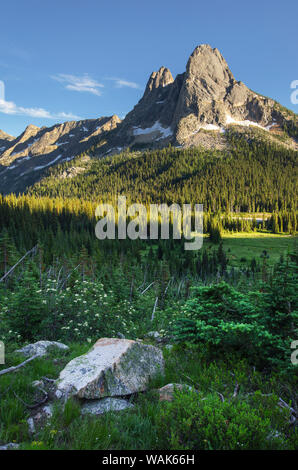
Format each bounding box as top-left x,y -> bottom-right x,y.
16,340 -> 69,358
0,115 -> 120,195
81,398 -> 134,415
111,44 -> 288,150
172,45 -> 278,144
0,129 -> 14,154
55,338 -> 164,399
114,66 -> 177,148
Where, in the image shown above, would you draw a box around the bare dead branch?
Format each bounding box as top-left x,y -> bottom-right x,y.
41,376 -> 56,384
0,245 -> 38,283
140,281 -> 155,295
0,354 -> 40,376
13,387 -> 48,409
59,263 -> 81,289
164,278 -> 173,298
210,387 -> 225,402
233,382 -> 240,398
151,297 -> 158,322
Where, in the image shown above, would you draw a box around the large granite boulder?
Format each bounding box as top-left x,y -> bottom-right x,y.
55,338 -> 164,399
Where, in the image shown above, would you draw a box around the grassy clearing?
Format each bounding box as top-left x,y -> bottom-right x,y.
0,343 -> 297,450
204,233 -> 297,266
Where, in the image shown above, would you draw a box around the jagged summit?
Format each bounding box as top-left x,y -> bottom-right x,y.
24,124 -> 40,131
0,129 -> 15,140
186,44 -> 233,81
144,66 -> 174,96
0,129 -> 14,155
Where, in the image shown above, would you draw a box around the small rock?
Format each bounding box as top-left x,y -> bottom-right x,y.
31,380 -> 44,388
55,389 -> 63,400
164,345 -> 173,351
81,398 -> 134,416
156,383 -> 194,402
27,404 -> 54,434
0,443 -> 20,450
145,331 -> 171,345
145,331 -> 161,340
16,341 -> 69,358
27,417 -> 35,435
40,405 -> 53,418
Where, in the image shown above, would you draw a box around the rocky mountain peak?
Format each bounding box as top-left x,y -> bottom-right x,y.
0,44 -> 296,196
144,66 -> 174,96
186,44 -> 234,85
23,124 -> 40,134
101,44 -> 297,153
21,124 -> 41,140
0,129 -> 14,140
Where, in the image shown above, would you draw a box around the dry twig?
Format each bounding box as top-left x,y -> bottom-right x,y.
0,354 -> 40,377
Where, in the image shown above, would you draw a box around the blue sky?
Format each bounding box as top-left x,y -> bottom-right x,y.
0,0 -> 297,137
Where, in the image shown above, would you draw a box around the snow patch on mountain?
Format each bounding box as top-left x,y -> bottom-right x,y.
133,121 -> 173,138
193,123 -> 225,134
225,114 -> 269,131
34,154 -> 62,171
56,141 -> 69,146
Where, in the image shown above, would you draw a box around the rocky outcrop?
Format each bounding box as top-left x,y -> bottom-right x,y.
55,338 -> 164,399
16,341 -> 69,358
0,115 -> 120,195
0,129 -> 14,154
144,66 -> 174,96
113,66 -> 177,149
172,45 -> 279,144
155,383 -> 194,402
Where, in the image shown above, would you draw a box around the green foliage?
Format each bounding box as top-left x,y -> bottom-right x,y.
1,343 -> 297,450
2,269 -> 45,341
155,390 -> 286,450
0,140 -> 297,449
0,273 -> 149,343
173,252 -> 298,372
28,140 -> 297,213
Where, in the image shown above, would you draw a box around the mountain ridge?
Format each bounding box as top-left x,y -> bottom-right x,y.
0,44 -> 297,194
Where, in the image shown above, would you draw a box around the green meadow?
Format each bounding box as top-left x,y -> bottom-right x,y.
204,233 -> 297,267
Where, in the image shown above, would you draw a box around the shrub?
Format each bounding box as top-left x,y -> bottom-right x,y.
173,270 -> 297,372
155,390 -> 287,450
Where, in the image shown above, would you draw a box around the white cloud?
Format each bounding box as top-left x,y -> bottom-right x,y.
52,74 -> 104,96
0,98 -> 80,120
108,78 -> 141,89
